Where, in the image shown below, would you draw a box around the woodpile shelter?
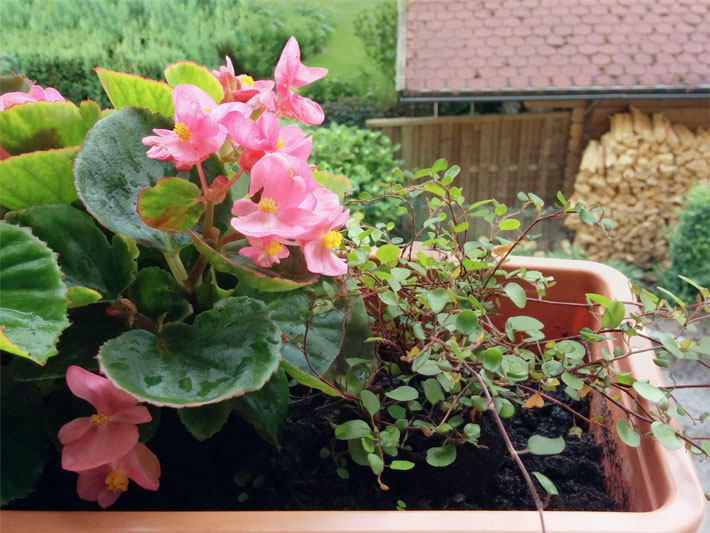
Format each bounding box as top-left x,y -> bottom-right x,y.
368,0 -> 710,207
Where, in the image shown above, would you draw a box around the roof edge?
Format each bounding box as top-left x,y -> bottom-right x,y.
399,86 -> 710,103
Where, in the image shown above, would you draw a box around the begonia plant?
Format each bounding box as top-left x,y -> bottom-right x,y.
1,37 -> 708,525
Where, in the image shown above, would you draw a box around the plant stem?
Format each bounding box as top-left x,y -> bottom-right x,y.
469,365 -> 547,533
163,250 -> 188,286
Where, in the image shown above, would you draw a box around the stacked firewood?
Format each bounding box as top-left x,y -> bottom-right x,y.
566,107 -> 710,269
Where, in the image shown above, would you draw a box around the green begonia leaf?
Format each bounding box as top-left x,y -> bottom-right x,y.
164,61 -> 224,104
10,305 -> 124,381
6,204 -> 137,301
74,107 -> 191,252
191,231 -> 318,292
313,170 -> 352,201
0,101 -> 98,155
137,177 -> 205,233
232,369 -> 289,450
98,297 -> 281,407
178,400 -> 232,442
0,147 -> 79,210
0,222 -> 69,364
95,68 -> 174,117
264,290 -> 347,379
128,267 -> 192,322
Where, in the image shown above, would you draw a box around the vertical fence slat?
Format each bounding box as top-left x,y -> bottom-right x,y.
367,112 -> 572,204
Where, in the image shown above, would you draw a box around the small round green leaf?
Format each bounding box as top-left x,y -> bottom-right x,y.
390,460 -> 415,471
482,348 -> 503,373
360,390 -> 381,416
426,444 -> 457,467
376,244 -> 400,264
367,453 -> 384,475
616,419 -> 641,448
527,435 -> 566,455
423,378 -> 443,405
426,288 -> 451,314
385,386 -> 419,401
498,219 -> 521,231
98,297 -> 281,406
602,300 -> 625,329
455,309 -> 479,335
532,471 -> 559,496
651,421 -> 682,450
335,419 -> 372,440
632,381 -> 666,404
503,282 -> 527,309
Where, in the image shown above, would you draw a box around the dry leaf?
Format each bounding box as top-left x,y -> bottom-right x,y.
524,393 -> 544,408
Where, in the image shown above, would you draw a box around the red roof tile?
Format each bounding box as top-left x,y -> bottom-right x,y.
402,0 -> 710,94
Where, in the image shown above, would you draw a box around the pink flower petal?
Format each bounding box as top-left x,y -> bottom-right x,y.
97,489 -> 121,509
110,405 -> 152,424
303,240 -> 348,276
119,443 -> 161,491
65,366 -> 140,415
76,467 -> 111,503
275,37 -> 328,89
61,423 -> 138,472
58,417 -> 93,445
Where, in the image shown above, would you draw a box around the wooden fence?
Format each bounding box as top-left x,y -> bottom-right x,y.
367,112 -> 572,205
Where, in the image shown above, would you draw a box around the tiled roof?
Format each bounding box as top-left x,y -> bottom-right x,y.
402,0 -> 710,95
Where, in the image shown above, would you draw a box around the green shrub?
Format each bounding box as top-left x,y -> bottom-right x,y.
353,0 -> 397,80
1,0 -> 332,105
660,185 -> 710,302
305,123 -> 401,227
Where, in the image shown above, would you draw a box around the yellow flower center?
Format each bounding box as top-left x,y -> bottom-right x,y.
173,122 -> 192,142
321,231 -> 342,250
276,137 -> 285,150
257,198 -> 278,214
90,413 -> 109,427
240,75 -> 255,87
104,471 -> 129,493
264,240 -> 284,257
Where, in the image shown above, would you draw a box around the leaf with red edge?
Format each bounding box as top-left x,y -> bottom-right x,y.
138,177 -> 205,233
190,230 -> 318,292
164,61 -> 223,104
95,68 -> 174,117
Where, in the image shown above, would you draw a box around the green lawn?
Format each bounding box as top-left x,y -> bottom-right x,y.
301,0 -> 396,101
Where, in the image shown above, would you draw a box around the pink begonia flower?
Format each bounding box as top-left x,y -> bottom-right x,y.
224,111 -> 312,171
0,84 -> 66,111
239,236 -> 291,268
231,153 -> 321,239
28,85 -> 66,102
273,37 -> 327,125
298,186 -> 350,276
211,56 -> 275,107
142,84 -> 233,170
274,37 -> 328,89
76,443 -> 160,509
58,366 -> 151,472
276,85 -> 325,125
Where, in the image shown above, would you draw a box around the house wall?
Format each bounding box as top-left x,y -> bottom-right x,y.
366,112 -> 571,205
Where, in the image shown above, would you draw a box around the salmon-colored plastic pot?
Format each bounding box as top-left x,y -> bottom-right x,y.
2,257 -> 706,532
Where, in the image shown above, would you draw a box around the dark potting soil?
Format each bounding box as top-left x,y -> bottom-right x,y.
7,385 -> 623,513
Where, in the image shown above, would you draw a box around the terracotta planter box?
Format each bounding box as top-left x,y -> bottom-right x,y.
2,257 -> 706,533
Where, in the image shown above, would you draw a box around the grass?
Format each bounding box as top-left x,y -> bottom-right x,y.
299,0 -> 396,100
